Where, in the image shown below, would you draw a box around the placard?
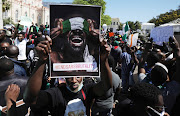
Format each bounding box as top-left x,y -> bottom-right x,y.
50,4 -> 101,77
150,26 -> 173,46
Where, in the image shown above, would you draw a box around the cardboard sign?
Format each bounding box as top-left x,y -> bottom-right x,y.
150,26 -> 173,46
50,4 -> 101,77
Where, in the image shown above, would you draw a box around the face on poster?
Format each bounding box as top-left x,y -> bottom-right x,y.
50,4 -> 101,77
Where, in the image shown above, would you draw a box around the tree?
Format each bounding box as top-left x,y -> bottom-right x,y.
73,0 -> 106,14
2,0 -> 11,12
3,17 -> 14,25
101,15 -> 111,26
73,0 -> 110,27
134,21 -> 141,30
128,21 -> 135,31
118,23 -> 123,30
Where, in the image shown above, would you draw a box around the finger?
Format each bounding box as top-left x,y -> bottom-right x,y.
45,35 -> 52,46
41,40 -> 51,53
5,85 -> 11,93
11,84 -> 18,92
9,84 -> 15,91
59,18 -> 64,31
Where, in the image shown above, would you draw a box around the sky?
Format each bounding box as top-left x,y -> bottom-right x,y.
43,0 -> 180,23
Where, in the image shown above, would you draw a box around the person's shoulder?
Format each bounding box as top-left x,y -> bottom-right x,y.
83,83 -> 96,92
13,75 -> 28,85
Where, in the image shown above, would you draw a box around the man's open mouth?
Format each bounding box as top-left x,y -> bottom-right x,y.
70,36 -> 83,46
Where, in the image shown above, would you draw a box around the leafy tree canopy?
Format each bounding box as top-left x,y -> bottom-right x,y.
73,0 -> 106,14
2,0 -> 10,12
148,5 -> 180,26
73,0 -> 110,27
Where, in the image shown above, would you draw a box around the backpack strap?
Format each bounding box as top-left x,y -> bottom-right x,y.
81,89 -> 86,100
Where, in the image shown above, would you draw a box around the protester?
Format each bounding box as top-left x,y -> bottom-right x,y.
119,45 -> 132,91
0,42 -> 10,56
0,57 -> 27,106
91,71 -> 121,116
0,29 -> 12,45
6,45 -> 27,76
150,36 -> 180,115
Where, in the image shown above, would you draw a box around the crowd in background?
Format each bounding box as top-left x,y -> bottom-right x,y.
0,21 -> 180,116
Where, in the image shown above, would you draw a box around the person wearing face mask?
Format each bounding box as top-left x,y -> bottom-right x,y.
23,32 -> 112,116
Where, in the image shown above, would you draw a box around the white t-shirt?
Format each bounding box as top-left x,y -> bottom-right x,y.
14,38 -> 28,60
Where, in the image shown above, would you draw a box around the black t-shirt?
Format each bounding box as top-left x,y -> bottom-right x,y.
30,83 -> 95,116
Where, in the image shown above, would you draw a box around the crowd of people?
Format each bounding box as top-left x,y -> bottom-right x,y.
0,19 -> 180,116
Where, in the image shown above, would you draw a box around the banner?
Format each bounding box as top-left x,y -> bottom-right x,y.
150,26 -> 173,46
19,16 -> 32,27
50,4 -> 101,77
127,33 -> 139,47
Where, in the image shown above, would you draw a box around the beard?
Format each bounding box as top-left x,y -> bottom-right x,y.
63,30 -> 87,62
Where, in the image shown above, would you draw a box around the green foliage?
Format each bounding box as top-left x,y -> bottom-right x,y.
148,6 -> 180,26
73,0 -> 109,27
118,23 -> 123,30
73,0 -> 106,14
134,21 -> 141,30
2,0 -> 11,12
73,0 -> 90,5
128,21 -> 135,31
122,21 -> 141,31
101,15 -> 111,26
3,17 -> 14,26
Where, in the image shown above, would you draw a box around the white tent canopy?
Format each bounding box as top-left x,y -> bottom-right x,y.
160,23 -> 180,32
159,18 -> 180,32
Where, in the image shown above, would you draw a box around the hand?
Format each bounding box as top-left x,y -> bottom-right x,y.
36,36 -> 52,61
87,19 -> 99,38
50,18 -> 64,40
5,84 -> 20,103
100,36 -> 111,62
169,36 -> 179,50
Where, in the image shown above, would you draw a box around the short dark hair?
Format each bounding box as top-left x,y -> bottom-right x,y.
146,51 -> 161,67
0,56 -> 14,75
18,31 -> 25,36
129,83 -> 162,106
151,65 -> 168,86
6,45 -> 19,58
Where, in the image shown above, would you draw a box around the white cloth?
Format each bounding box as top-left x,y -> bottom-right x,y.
14,38 -> 28,60
64,98 -> 86,116
69,17 -> 85,31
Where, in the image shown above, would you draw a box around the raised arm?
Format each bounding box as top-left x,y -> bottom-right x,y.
92,37 -> 112,96
138,41 -> 152,74
23,36 -> 52,105
169,36 -> 180,82
12,21 -> 20,39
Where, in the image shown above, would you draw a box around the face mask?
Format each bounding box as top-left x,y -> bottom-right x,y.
66,79 -> 83,93
147,106 -> 165,116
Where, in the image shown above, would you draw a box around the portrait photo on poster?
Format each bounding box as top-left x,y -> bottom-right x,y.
50,4 -> 101,77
